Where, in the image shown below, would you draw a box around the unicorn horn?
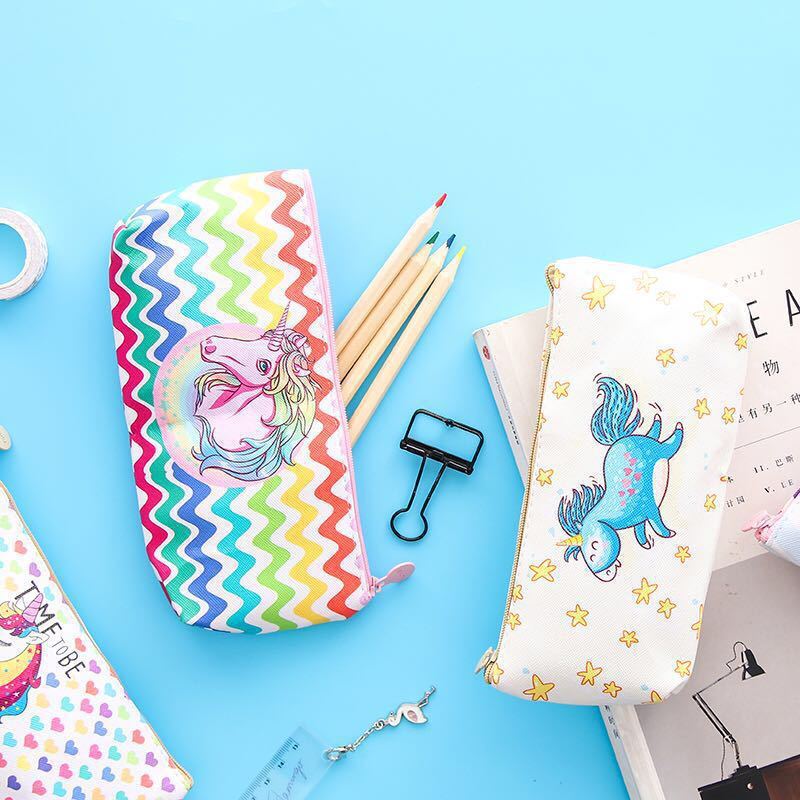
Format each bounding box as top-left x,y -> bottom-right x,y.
22,592 -> 43,625
267,306 -> 290,352
557,534 -> 583,547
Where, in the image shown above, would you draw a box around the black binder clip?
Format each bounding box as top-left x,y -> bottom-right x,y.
391,409 -> 484,542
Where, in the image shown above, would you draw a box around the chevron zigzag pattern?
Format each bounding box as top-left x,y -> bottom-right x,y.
109,170 -> 373,633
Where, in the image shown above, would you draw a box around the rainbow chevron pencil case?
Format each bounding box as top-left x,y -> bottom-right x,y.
109,169 -> 413,634
478,257 -> 750,704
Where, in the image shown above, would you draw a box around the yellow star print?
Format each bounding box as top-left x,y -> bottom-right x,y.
675,545 -> 691,564
548,266 -> 564,289
577,660 -> 603,686
566,604 -> 589,628
530,558 -> 556,582
550,325 -> 565,345
523,673 -> 555,701
656,291 -> 675,305
512,584 -> 523,602
656,348 -> 676,368
657,598 -> 677,619
648,691 -> 663,704
704,494 -> 717,512
632,577 -> 658,605
692,604 -> 704,640
582,276 -> 615,310
635,272 -> 657,292
722,407 -> 736,424
603,681 -> 622,699
694,299 -> 724,327
487,662 -> 504,685
507,612 -> 521,631
694,398 -> 711,419
553,381 -> 570,399
734,332 -> 748,350
619,630 -> 638,648
536,468 -> 554,487
675,660 -> 692,678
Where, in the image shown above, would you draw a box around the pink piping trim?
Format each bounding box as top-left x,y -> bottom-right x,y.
301,170 -> 375,600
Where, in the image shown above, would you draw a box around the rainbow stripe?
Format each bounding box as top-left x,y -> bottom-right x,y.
109,170 -> 370,632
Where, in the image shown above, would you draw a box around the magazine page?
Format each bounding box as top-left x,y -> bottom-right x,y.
636,553 -> 800,797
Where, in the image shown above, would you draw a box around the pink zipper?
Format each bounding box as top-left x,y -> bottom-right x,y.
301,170 -> 376,600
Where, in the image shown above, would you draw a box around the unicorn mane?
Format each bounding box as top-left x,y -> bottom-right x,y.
193,335 -> 318,481
557,483 -> 603,561
590,376 -> 642,446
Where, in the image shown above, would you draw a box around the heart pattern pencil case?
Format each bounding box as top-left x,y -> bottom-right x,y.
479,257 -> 750,705
109,169 -> 412,634
0,483 -> 191,799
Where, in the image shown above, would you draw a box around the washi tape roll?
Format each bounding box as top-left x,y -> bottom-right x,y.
0,207 -> 48,300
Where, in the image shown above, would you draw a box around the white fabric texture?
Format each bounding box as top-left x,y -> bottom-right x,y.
488,257 -> 749,705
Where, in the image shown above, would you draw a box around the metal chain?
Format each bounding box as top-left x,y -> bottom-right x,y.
323,687 -> 435,762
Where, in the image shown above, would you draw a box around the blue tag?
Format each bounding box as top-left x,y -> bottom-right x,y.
237,727 -> 332,800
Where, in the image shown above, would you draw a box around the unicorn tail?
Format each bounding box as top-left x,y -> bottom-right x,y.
590,376 -> 642,446
557,483 -> 603,561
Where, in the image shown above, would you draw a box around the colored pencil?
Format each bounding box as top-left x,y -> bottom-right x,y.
337,232 -> 440,377
349,246 -> 466,443
335,194 -> 446,352
341,235 -> 454,404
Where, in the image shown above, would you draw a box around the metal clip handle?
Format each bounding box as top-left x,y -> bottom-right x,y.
390,456 -> 447,542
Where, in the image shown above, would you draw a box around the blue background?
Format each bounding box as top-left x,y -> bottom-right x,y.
1,2 -> 799,797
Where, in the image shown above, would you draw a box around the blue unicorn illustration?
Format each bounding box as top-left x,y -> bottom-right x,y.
557,376 -> 684,582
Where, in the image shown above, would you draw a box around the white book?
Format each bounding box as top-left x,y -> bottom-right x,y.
474,221 -> 800,799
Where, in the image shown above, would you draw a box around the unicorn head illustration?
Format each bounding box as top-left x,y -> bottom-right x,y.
557,376 -> 684,582
0,592 -> 46,722
192,306 -> 319,481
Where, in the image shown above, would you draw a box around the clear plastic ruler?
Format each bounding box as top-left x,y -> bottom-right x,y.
237,727 -> 331,800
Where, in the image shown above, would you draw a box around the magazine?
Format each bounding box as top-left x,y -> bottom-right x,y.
474,221 -> 800,798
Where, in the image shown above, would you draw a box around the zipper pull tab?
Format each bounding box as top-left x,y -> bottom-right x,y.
372,562 -> 415,593
475,647 -> 496,683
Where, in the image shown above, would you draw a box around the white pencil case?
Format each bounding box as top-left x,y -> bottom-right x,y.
478,257 -> 750,705
745,488 -> 800,567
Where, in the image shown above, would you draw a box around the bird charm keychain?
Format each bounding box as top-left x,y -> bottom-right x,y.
237,688 -> 436,800
324,686 -> 435,761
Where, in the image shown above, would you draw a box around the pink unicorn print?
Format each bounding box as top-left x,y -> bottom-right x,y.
0,592 -> 46,722
193,306 -> 319,482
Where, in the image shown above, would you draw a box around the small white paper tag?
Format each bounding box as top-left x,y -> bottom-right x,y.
237,727 -> 332,800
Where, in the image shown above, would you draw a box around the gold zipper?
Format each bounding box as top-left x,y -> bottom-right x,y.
0,481 -> 193,789
480,265 -> 557,683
